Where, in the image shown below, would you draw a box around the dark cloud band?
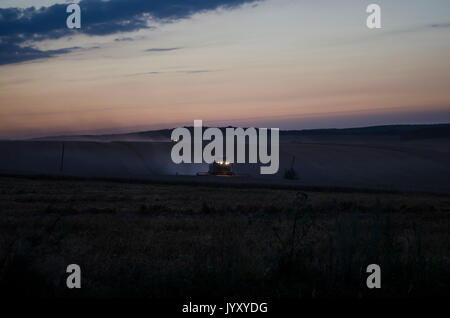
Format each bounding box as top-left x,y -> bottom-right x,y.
0,0 -> 258,65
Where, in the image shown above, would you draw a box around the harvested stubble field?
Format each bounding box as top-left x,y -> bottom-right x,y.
0,176 -> 449,299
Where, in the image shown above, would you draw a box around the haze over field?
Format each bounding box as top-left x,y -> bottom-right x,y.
0,124 -> 449,193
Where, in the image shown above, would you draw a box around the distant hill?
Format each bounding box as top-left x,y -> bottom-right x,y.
32,123 -> 450,142
283,124 -> 450,139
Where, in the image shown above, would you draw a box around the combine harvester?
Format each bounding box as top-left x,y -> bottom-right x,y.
197,161 -> 234,176
197,161 -> 249,177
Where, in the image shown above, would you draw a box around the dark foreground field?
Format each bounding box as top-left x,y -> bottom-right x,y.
0,176 -> 449,299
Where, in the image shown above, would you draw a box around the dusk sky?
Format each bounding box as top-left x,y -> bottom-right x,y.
0,0 -> 449,138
